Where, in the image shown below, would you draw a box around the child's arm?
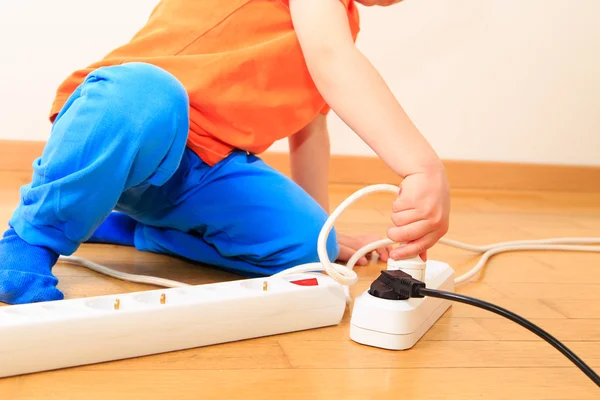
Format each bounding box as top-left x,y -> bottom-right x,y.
288,114 -> 331,213
289,0 -> 450,260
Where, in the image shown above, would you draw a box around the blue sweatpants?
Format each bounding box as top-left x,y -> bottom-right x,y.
8,62 -> 339,281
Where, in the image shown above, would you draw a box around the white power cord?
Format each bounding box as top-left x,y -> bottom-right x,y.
58,255 -> 190,288
59,184 -> 600,292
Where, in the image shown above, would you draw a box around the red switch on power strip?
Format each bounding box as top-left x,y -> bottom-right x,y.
290,278 -> 319,286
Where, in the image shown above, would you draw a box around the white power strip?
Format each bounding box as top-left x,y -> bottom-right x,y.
350,260 -> 454,350
0,272 -> 346,378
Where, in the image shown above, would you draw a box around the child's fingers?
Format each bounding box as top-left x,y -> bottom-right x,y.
387,245 -> 395,256
391,195 -> 415,213
386,220 -> 431,244
375,245 -> 391,262
390,209 -> 422,227
389,232 -> 437,260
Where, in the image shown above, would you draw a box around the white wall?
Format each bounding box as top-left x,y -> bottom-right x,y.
1,0 -> 599,165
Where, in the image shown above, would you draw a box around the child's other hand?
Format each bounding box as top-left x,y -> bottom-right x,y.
337,232 -> 393,266
387,165 -> 450,261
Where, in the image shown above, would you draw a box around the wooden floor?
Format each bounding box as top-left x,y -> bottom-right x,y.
0,171 -> 599,399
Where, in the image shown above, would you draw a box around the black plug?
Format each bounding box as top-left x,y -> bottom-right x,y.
368,269 -> 426,300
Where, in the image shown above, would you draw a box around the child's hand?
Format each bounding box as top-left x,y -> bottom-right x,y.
337,232 -> 394,266
387,165 -> 450,261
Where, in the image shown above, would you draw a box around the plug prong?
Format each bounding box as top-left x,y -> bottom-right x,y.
114,299 -> 120,310
263,281 -> 268,291
160,293 -> 166,304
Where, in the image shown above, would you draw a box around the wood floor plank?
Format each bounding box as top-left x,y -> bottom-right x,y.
75,340 -> 291,371
475,318 -> 600,341
489,282 -> 600,300
0,379 -> 19,399
5,368 -> 598,400
278,340 -> 600,369
544,299 -> 600,319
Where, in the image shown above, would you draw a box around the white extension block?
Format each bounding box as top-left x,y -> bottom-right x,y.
350,261 -> 455,350
0,272 -> 346,377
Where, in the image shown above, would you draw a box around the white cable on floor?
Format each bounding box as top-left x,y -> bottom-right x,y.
59,183 -> 600,293
450,242 -> 600,284
58,255 -> 189,288
343,237 -> 600,285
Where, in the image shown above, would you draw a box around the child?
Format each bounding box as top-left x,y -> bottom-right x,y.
0,0 -> 450,304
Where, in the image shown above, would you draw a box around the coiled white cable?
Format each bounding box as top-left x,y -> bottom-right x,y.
59,184 -> 600,293
314,184 -> 400,285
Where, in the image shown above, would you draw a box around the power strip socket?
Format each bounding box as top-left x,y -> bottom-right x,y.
350,260 -> 455,350
0,272 -> 346,378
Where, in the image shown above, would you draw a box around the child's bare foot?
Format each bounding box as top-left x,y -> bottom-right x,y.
0,228 -> 63,304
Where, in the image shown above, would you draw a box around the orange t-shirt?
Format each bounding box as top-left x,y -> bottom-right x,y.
49,0 -> 360,166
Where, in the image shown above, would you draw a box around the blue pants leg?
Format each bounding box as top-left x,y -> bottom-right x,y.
116,148 -> 340,277
0,62 -> 189,304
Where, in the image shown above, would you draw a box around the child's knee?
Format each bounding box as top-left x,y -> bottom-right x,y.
87,62 -> 188,107
81,63 -> 189,139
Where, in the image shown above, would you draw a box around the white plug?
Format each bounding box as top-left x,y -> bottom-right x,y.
387,256 -> 426,282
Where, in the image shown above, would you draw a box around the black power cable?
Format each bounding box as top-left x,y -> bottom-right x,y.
370,269 -> 600,388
